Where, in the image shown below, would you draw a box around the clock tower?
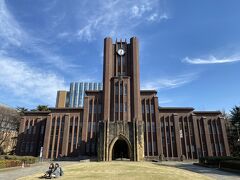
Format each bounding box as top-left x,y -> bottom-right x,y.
98,37 -> 144,161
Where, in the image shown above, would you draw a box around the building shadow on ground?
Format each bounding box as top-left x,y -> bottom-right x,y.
153,162 -> 240,178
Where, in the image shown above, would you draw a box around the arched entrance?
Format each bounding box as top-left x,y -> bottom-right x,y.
112,139 -> 129,160
109,135 -> 131,161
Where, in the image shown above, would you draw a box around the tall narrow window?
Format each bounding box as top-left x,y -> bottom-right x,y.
124,84 -> 127,95
115,84 -> 119,95
124,102 -> 127,112
115,104 -> 119,112
142,104 -> 145,113
120,84 -> 123,95
98,104 -> 102,113
150,104 -> 154,113
146,104 -> 149,113
117,56 -> 121,67
120,103 -> 123,112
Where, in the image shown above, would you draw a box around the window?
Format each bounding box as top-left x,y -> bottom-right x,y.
28,126 -> 32,134
115,85 -> 119,95
146,104 -> 149,113
33,126 -> 36,134
86,143 -> 90,153
147,122 -> 151,132
117,56 -> 121,66
98,104 -> 102,113
30,142 -> 34,153
40,125 -> 44,135
120,103 -> 123,112
150,104 -> 154,113
91,142 -> 95,152
120,84 -> 123,95
124,102 -> 127,112
122,55 -> 125,65
142,104 -> 145,113
94,104 -> 97,113
152,122 -> 156,132
191,145 -> 195,152
115,104 -> 119,112
88,122 -> 91,132
92,122 -> 96,133
124,85 -> 127,95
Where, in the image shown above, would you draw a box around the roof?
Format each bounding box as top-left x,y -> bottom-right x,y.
85,90 -> 102,93
193,111 -> 222,115
24,107 -> 83,115
159,107 -> 194,110
140,90 -> 157,93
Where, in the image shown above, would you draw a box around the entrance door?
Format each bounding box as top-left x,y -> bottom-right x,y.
112,139 -> 129,160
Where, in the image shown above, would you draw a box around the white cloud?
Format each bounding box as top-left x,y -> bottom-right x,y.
0,0 -> 78,72
0,56 -> 67,107
147,13 -> 158,21
76,0 -> 169,41
183,55 -> 240,64
141,73 -> 197,90
0,0 -> 27,47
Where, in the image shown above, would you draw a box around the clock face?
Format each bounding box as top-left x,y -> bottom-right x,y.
117,48 -> 125,56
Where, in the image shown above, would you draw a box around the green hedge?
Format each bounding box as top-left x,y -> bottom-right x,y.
221,160 -> 240,171
0,155 -> 38,165
0,160 -> 22,169
199,156 -> 240,166
199,156 -> 240,170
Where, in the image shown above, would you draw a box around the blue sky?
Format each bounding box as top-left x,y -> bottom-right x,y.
0,0 -> 240,112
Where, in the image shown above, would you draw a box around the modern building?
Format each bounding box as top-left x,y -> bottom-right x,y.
69,82 -> 103,107
55,82 -> 102,108
16,37 -> 230,161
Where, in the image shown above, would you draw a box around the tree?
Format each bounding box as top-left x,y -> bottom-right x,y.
36,105 -> 49,111
0,106 -> 20,155
228,106 -> 240,156
230,106 -> 240,128
16,107 -> 28,116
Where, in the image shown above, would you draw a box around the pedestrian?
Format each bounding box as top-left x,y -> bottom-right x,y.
51,163 -> 64,178
42,163 -> 55,178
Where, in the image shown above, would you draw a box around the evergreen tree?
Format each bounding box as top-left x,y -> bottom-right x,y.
229,106 -> 240,156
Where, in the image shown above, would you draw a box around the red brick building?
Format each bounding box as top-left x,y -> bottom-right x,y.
16,37 -> 230,161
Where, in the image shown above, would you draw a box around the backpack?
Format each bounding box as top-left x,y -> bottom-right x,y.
60,167 -> 64,176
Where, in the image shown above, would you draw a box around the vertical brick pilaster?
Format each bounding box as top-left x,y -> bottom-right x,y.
220,117 -> 230,156
154,97 -> 162,156
62,114 -> 70,156
173,113 -> 181,159
203,117 -> 213,156
192,114 -> 201,158
43,115 -> 52,159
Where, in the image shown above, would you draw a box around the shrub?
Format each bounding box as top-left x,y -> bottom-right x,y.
199,156 -> 240,166
221,160 -> 240,170
0,160 -> 22,169
0,155 -> 38,164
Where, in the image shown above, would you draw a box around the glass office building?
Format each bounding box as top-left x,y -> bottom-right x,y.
69,82 -> 103,107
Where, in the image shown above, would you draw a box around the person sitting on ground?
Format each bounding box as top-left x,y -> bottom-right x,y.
51,163 -> 63,178
42,163 -> 55,178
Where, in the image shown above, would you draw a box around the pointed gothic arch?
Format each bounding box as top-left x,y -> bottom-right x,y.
108,134 -> 132,161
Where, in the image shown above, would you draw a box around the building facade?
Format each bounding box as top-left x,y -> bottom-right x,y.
16,37 -> 230,161
55,82 -> 103,108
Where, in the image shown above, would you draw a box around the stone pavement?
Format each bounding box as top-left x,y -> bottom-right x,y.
156,161 -> 240,180
0,161 -> 78,180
